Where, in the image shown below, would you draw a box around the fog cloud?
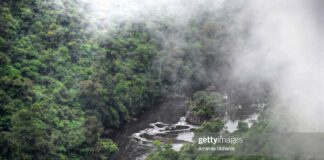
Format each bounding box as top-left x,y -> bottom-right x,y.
233,0 -> 324,132
51,0 -> 324,132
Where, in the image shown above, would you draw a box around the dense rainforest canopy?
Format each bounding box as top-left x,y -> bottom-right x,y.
0,0 -> 238,159
0,0 -> 273,160
2,0 -> 322,159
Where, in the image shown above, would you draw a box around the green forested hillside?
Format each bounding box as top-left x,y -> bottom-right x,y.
0,1 -> 166,159
1,0 -> 317,160
0,0 -> 247,159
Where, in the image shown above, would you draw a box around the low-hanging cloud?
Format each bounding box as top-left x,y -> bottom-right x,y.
50,0 -> 324,132
50,0 -> 226,34
233,0 -> 324,132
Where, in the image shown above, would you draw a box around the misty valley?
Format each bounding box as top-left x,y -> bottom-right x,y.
1,0 -> 324,160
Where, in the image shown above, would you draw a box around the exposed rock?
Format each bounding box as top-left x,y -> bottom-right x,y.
186,111 -> 208,125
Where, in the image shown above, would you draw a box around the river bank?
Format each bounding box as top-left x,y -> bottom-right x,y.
112,92 -> 265,160
112,96 -> 189,160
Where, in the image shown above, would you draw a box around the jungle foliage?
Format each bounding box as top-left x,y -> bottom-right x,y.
0,0 -> 243,159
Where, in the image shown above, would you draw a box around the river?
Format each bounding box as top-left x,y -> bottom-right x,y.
112,94 -> 264,160
112,96 -> 193,160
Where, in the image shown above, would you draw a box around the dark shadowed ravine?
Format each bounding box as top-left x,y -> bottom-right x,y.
112,96 -> 196,160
